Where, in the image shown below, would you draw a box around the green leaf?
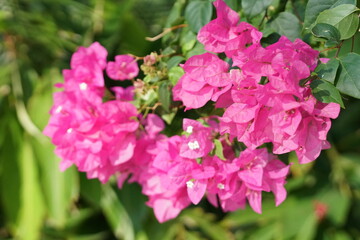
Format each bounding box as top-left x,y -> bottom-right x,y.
311,23 -> 341,44
159,82 -> 171,112
167,56 -> 185,69
315,4 -> 359,39
165,0 -> 186,28
317,188 -> 351,225
294,213 -> 317,240
186,42 -> 206,58
0,118 -> 22,232
17,138 -> 45,240
336,53 -> 360,98
32,139 -> 79,227
80,173 -> 102,207
168,66 -> 184,86
304,0 -> 356,28
214,139 -> 225,160
101,184 -> 135,240
180,29 -> 197,53
331,0 -> 357,8
336,12 -> 360,39
310,79 -> 345,108
242,0 -> 272,19
183,209 -> 233,240
315,58 -> 340,84
304,0 -> 337,28
161,112 -> 176,125
223,0 -> 238,10
270,12 -> 301,41
184,1 -> 213,33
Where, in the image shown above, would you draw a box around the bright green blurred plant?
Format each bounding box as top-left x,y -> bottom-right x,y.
0,0 -> 360,240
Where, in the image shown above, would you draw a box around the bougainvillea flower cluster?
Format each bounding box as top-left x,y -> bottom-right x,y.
174,0 -> 340,164
45,0 -> 340,223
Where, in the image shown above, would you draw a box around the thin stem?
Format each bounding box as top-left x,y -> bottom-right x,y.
320,46 -> 338,52
335,41 -> 344,58
5,35 -> 44,140
351,35 -> 355,52
258,9 -> 268,28
145,24 -> 188,42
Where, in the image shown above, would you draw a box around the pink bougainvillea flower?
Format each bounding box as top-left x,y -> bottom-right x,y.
71,41 -> 108,70
106,55 -> 139,80
198,0 -> 262,57
111,86 -> 135,101
172,53 -> 231,110
44,0 -> 344,223
180,118 -> 214,159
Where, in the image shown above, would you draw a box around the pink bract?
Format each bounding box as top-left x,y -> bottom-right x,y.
106,55 -> 139,80
198,0 -> 262,57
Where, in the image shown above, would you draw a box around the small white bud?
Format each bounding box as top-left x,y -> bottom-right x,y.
188,140 -> 200,150
55,106 -> 63,114
217,183 -> 225,190
79,82 -> 88,90
186,126 -> 193,133
186,180 -> 194,189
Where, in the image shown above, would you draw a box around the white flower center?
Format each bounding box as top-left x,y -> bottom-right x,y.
186,126 -> 193,133
186,180 -> 194,189
217,183 -> 225,190
66,128 -> 73,134
55,105 -> 63,114
188,140 -> 200,150
79,82 -> 88,90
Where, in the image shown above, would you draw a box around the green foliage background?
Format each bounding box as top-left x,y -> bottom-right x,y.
0,0 -> 360,239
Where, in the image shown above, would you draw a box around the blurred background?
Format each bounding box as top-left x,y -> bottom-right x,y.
1,0 -> 360,239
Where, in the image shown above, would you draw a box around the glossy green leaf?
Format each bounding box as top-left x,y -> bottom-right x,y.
315,58 -> 340,84
184,1 -> 212,33
241,0 -> 272,19
315,4 -> 359,39
304,0 -> 356,28
311,79 -> 345,108
331,0 -> 357,8
335,12 -> 360,39
159,81 -> 171,112
311,23 -> 341,44
304,0 -> 337,28
270,12 -> 301,41
336,53 -> 360,98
